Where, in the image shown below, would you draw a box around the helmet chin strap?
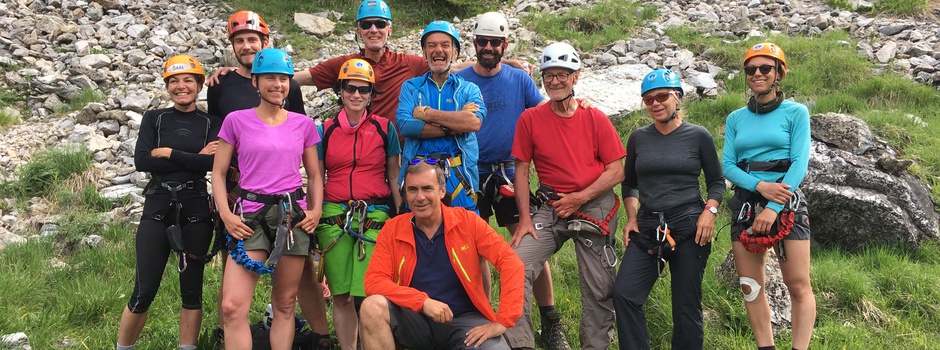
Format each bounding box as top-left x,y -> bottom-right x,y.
259,92 -> 285,109
657,108 -> 679,124
756,78 -> 779,97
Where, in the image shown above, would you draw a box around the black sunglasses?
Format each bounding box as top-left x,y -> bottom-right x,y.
342,84 -> 373,94
358,19 -> 389,30
744,64 -> 775,76
474,38 -> 504,48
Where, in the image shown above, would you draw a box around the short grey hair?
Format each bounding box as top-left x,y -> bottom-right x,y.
404,161 -> 445,187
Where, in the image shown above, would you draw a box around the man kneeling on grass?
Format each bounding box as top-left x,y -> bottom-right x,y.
360,161 -> 524,349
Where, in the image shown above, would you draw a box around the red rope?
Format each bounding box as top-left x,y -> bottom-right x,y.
739,210 -> 794,253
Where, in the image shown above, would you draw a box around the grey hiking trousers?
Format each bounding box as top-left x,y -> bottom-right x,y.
504,190 -> 618,350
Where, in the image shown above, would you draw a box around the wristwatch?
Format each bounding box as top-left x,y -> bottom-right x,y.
705,205 -> 718,215
440,125 -> 452,136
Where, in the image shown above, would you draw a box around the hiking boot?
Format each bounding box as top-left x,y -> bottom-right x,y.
540,311 -> 571,350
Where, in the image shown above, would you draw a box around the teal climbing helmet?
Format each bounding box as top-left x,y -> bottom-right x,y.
356,0 -> 392,21
421,20 -> 461,54
640,68 -> 683,97
251,48 -> 294,76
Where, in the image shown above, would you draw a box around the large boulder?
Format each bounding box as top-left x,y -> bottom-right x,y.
803,113 -> 939,252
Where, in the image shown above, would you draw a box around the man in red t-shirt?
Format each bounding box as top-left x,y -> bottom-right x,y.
506,42 -> 626,350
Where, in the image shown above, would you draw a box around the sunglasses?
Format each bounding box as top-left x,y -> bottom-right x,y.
474,38 -> 504,48
642,91 -> 677,106
342,84 -> 373,94
358,19 -> 389,30
744,64 -> 775,76
409,158 -> 441,165
542,72 -> 571,82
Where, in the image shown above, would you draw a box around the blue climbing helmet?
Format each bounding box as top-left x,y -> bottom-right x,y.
356,0 -> 392,21
421,20 -> 461,55
640,68 -> 683,97
251,48 -> 294,76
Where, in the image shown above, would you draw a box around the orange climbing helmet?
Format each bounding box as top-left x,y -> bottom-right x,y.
228,10 -> 270,40
337,59 -> 375,84
162,54 -> 205,84
744,42 -> 787,72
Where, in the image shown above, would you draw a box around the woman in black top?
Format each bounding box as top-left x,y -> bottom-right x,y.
116,55 -> 221,350
613,69 -> 725,350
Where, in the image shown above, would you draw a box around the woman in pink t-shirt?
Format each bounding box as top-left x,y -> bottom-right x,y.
210,48 -> 324,350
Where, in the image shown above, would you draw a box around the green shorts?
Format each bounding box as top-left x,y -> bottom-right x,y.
315,201 -> 390,297
241,206 -> 311,256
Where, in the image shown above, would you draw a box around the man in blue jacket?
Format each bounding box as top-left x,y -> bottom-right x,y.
396,20 -> 486,213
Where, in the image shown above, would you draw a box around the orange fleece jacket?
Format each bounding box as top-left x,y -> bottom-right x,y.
364,204 -> 524,328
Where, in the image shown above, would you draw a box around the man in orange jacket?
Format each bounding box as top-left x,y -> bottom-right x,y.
360,161 -> 524,349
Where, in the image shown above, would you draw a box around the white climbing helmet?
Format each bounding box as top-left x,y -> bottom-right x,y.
540,42 -> 581,71
473,12 -> 509,38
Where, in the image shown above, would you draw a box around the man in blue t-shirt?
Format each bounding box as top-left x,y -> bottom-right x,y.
455,12 -> 571,350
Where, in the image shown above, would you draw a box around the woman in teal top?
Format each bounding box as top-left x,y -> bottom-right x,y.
721,43 -> 815,350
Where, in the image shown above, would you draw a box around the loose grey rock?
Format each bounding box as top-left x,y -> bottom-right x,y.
120,90 -> 151,113
0,332 -> 31,350
294,13 -> 335,37
78,54 -> 112,69
81,234 -> 104,247
875,42 -> 898,63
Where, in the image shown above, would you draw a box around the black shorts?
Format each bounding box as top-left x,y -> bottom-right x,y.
728,189 -> 811,242
387,301 -> 509,349
478,172 -> 524,226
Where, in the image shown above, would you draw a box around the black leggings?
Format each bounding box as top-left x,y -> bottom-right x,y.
126,191 -> 213,313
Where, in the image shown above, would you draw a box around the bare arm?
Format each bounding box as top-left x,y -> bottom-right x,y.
211,140 -> 253,239
510,160 -> 536,248
386,155 -> 402,211
297,146 -> 324,233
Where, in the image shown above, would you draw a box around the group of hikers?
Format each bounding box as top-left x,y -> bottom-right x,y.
116,1 -> 816,349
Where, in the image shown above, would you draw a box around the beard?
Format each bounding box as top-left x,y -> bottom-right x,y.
478,49 -> 503,70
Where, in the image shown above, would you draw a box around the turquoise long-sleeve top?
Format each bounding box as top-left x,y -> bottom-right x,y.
721,100 -> 811,213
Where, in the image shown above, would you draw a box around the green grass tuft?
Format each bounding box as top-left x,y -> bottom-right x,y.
16,148 -> 93,198
526,0 -> 658,52
876,0 -> 929,15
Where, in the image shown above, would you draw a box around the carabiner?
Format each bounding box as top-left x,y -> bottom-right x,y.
356,240 -> 367,261
737,201 -> 752,222
603,243 -> 618,268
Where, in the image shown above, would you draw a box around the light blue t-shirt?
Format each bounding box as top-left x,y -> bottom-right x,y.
721,100 -> 811,213
456,65 -> 544,172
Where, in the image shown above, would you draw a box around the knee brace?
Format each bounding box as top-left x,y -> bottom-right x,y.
739,276 -> 762,302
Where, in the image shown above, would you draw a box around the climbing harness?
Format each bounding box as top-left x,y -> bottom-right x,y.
144,179 -> 219,273
534,184 -> 620,268
649,213 -> 677,277
733,159 -> 799,259
316,200 -> 389,281
480,160 -> 517,200
411,153 -> 478,204
737,193 -> 800,258
227,187 -> 306,275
